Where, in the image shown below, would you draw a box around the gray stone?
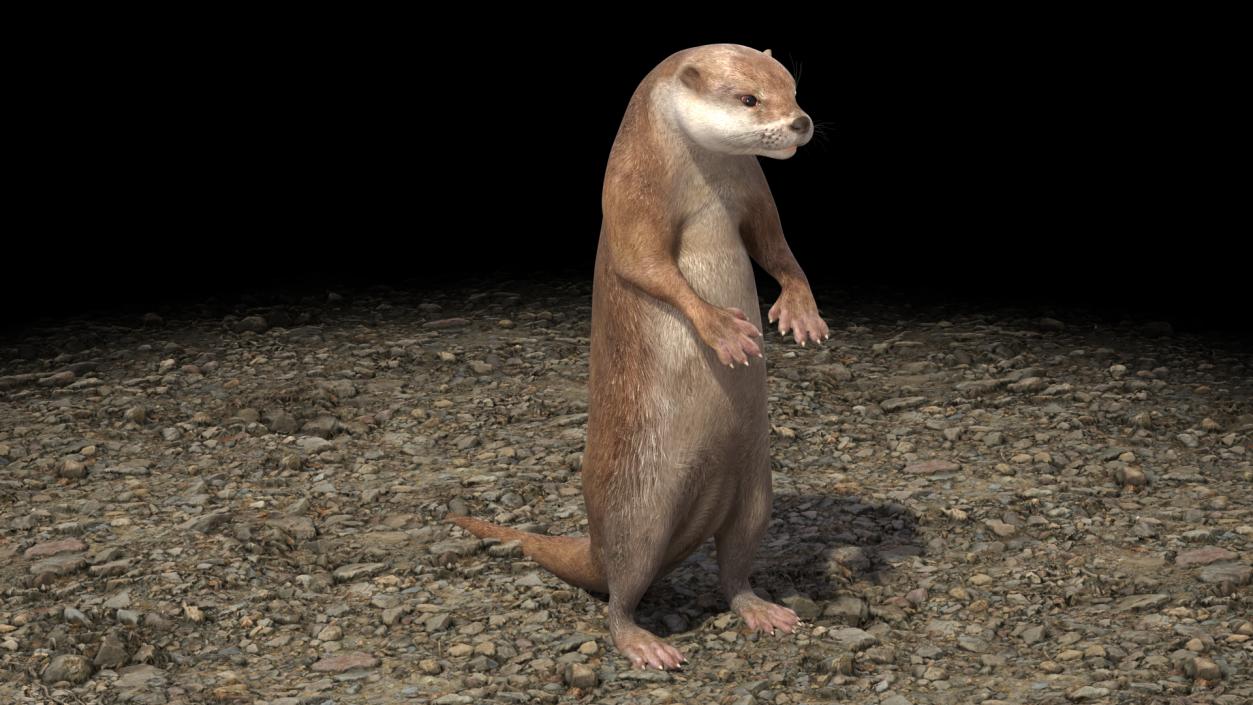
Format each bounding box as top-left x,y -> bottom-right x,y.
333,562 -> 387,582
297,436 -> 333,453
1116,593 -> 1170,611
43,654 -> 93,684
830,627 -> 878,651
823,596 -> 868,627
267,516 -> 317,540
1176,546 -> 1238,567
310,651 -> 379,672
301,415 -> 340,439
425,614 -> 452,632
881,396 -> 927,412
1198,562 -> 1251,585
24,538 -> 88,559
1067,686 -> 1110,701
904,459 -> 960,475
178,510 -> 231,533
31,553 -> 87,576
94,633 -> 128,669
265,410 -> 300,435
781,595 -> 821,621
235,315 -> 269,333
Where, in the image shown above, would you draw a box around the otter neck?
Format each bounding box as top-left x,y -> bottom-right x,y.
650,83 -> 752,176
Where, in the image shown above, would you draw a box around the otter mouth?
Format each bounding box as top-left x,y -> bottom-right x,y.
760,144 -> 800,160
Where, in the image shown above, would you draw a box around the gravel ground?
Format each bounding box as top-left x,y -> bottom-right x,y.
1,279 -> 1250,705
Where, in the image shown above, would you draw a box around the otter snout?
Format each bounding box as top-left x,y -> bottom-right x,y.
790,114 -> 814,146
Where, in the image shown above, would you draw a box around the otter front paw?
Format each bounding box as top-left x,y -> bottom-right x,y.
695,306 -> 763,368
767,286 -> 829,346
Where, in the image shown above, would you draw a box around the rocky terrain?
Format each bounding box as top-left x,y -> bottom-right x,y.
1,279 -> 1249,705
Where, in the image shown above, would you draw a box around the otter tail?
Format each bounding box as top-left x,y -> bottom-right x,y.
446,515 -> 608,594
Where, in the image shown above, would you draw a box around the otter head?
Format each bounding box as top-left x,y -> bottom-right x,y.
669,45 -> 813,160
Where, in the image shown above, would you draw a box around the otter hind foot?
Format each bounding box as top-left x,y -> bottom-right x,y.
731,593 -> 800,636
613,624 -> 686,670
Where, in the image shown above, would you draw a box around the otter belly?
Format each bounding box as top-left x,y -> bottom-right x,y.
636,219 -> 769,562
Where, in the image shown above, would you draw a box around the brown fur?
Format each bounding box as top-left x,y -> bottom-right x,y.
448,44 -> 828,669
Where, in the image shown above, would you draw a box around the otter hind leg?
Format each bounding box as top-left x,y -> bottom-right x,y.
714,465 -> 800,636
600,510 -> 687,670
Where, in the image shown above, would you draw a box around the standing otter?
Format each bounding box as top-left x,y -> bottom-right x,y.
449,43 -> 828,670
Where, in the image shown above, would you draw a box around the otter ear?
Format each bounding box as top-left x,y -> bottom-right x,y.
679,65 -> 703,91
762,48 -> 773,57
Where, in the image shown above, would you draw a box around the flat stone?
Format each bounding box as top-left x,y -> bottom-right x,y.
297,436 -> 333,454
904,459 -> 960,475
311,651 -> 379,673
830,627 -> 878,651
43,654 -> 93,684
333,562 -> 387,583
423,317 -> 470,329
1198,562 -> 1252,585
30,553 -> 87,576
24,538 -> 88,559
1067,686 -> 1110,701
881,396 -> 927,412
1116,593 -> 1170,611
1175,546 -> 1239,567
90,558 -> 131,577
267,516 -> 317,540
178,510 -> 231,533
823,596 -> 868,627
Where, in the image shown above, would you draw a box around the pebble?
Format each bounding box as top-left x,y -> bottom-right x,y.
564,663 -> 597,688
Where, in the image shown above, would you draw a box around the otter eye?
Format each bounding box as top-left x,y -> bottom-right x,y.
740,95 -> 758,107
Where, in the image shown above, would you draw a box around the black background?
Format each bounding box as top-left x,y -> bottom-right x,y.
9,17 -> 1245,336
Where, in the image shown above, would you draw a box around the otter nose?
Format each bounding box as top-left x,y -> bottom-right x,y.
790,115 -> 812,133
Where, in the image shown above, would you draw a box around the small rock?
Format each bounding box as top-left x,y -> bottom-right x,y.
830,627 -> 878,651
94,633 -> 128,669
63,607 -> 92,626
781,595 -> 820,621
904,459 -> 960,475
311,651 -> 379,672
984,519 -> 1017,537
124,406 -> 147,423
266,410 -> 300,435
1116,593 -> 1170,611
823,596 -> 868,627
333,563 -> 387,583
297,436 -> 333,454
1067,686 -> 1110,701
564,663 -> 597,688
881,396 -> 927,412
1191,656 -> 1222,680
235,315 -> 269,333
43,654 -> 93,684
425,614 -> 452,632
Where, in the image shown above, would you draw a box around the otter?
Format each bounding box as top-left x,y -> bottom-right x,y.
449,43 -> 828,670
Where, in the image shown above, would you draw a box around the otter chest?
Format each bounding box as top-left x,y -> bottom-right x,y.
673,171 -> 757,310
